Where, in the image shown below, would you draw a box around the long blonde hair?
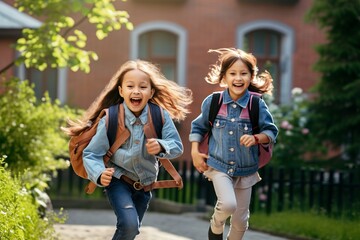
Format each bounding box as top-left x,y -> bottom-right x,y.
205,48 -> 274,95
63,59 -> 193,136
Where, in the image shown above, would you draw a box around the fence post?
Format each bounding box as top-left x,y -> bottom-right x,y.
277,167 -> 284,212
326,170 -> 334,215
309,169 -> 315,209
337,172 -> 343,217
288,168 -> 294,210
318,170 -> 324,213
300,169 -> 306,211
266,167 -> 273,215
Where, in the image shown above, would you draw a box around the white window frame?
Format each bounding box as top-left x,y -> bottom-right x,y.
130,21 -> 187,87
237,20 -> 294,104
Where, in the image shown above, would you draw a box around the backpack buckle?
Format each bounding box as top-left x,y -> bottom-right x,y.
133,181 -> 143,190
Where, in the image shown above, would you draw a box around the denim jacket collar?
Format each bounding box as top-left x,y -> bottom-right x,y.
222,89 -> 250,109
123,103 -> 149,125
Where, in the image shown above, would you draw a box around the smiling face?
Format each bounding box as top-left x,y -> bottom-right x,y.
222,59 -> 253,101
119,69 -> 155,117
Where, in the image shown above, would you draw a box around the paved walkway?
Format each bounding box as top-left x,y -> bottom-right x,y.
54,209 -> 290,240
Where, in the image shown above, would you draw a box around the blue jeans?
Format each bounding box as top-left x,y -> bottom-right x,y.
105,177 -> 152,240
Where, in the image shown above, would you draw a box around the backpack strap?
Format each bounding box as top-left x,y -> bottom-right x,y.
85,104 -> 130,194
208,92 -> 223,126
198,92 -> 223,154
107,104 -> 119,146
144,102 -> 164,139
149,102 -> 163,139
144,102 -> 183,190
248,95 -> 261,134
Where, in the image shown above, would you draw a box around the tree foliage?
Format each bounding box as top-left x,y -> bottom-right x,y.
306,0 -> 360,165
4,0 -> 133,73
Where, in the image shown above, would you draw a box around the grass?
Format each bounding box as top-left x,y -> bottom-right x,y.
249,211 -> 360,240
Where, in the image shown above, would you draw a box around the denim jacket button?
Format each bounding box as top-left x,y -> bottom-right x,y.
229,131 -> 233,135
229,161 -> 235,165
231,118 -> 235,122
229,147 -> 234,152
232,104 -> 237,108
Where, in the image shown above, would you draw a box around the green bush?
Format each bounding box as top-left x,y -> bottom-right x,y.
0,158 -> 64,240
267,88 -> 327,168
0,78 -> 79,194
0,77 -> 76,232
0,78 -> 71,172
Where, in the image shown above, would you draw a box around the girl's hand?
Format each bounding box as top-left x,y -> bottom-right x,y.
240,134 -> 256,147
146,138 -> 163,155
191,142 -> 209,173
100,168 -> 114,186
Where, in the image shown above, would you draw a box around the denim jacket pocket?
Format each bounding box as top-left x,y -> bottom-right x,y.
238,121 -> 252,135
212,119 -> 226,139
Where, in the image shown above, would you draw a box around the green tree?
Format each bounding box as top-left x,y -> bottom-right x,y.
306,0 -> 360,165
0,0 -> 133,74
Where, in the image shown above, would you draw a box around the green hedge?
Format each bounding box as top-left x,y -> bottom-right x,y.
0,159 -> 60,239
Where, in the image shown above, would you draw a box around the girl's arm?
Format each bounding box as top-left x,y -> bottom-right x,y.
258,98 -> 279,143
155,110 -> 184,159
83,117 -> 108,185
191,141 -> 209,173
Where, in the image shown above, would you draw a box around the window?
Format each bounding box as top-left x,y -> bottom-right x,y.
26,68 -> 58,101
139,30 -> 178,82
245,30 -> 281,103
237,21 -> 295,104
130,21 -> 187,87
16,60 -> 67,104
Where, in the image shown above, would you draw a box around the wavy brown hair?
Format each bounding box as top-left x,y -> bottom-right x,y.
205,48 -> 274,95
63,59 -> 193,136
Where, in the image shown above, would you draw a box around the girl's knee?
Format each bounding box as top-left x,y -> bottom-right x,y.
114,218 -> 139,240
216,200 -> 237,214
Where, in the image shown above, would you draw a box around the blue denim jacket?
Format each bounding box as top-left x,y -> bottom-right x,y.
189,89 -> 278,176
83,103 -> 183,187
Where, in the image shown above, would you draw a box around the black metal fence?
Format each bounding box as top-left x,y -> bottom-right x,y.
49,161 -> 360,218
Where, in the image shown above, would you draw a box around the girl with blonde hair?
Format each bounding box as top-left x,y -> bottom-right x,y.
63,59 -> 192,240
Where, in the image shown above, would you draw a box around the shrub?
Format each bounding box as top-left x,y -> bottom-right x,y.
0,158 -> 64,240
267,88 -> 327,168
0,78 -> 79,194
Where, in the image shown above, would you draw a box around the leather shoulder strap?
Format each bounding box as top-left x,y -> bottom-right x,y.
144,102 -> 164,139
143,102 -> 183,190
104,104 -> 130,162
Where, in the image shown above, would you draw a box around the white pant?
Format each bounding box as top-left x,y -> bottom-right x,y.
204,168 -> 260,240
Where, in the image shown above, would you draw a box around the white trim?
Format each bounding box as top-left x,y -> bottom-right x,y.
237,20 -> 295,104
130,21 -> 188,87
58,68 -> 67,104
0,1 -> 42,29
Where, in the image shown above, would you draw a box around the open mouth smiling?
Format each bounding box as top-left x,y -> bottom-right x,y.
130,97 -> 142,106
233,82 -> 244,87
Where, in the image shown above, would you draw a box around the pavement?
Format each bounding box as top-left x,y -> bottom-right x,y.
54,208 -> 290,240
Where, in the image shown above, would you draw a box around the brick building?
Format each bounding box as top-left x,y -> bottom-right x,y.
0,0 -> 325,162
